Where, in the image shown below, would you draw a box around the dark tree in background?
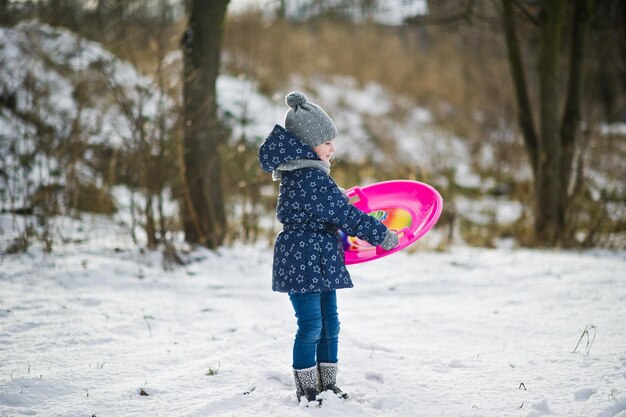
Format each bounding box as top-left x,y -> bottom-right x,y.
0,0 -> 8,25
180,0 -> 229,248
407,0 -> 622,247
501,0 -> 591,246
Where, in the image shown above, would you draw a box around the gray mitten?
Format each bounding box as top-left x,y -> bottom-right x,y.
380,230 -> 399,250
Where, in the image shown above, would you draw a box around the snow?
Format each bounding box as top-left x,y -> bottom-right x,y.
228,0 -> 428,25
599,123 -> 626,136
281,75 -> 465,168
455,196 -> 524,226
217,73 -> 286,143
1,215 -> 625,417
0,20 -> 175,149
0,21 -> 176,212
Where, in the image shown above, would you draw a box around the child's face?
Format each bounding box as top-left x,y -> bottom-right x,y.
313,140 -> 335,162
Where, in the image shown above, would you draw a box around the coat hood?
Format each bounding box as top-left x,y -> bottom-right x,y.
258,125 -> 320,173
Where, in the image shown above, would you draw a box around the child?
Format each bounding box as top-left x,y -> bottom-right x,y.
258,91 -> 399,405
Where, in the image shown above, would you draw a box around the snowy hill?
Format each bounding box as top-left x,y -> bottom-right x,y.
0,20 -> 175,213
1,19 -> 525,248
217,72 -> 471,170
1,21 -> 467,186
0,20 -> 466,169
0,20 -> 174,148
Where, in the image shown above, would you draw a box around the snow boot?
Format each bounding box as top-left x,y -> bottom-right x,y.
293,366 -> 322,406
318,362 -> 348,399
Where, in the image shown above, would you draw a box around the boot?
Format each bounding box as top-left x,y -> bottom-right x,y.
318,362 -> 348,399
293,366 -> 322,405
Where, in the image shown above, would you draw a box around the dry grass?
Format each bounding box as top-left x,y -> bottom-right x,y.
223,12 -> 515,126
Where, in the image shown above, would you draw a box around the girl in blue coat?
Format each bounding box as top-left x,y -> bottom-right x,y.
259,92 -> 398,405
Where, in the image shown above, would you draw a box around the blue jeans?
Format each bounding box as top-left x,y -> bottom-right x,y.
289,290 -> 340,370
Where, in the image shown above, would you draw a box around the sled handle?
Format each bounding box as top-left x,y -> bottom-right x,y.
346,186 -> 370,210
398,227 -> 414,242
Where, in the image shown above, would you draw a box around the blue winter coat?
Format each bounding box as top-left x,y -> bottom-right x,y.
258,125 -> 388,294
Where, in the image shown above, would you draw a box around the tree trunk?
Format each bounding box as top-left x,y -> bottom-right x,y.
535,0 -> 566,244
501,0 -> 538,175
501,0 -> 591,246
0,0 -> 9,25
560,0 -> 591,241
181,0 -> 229,248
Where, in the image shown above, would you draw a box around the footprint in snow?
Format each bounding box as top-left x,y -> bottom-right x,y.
364,372 -> 385,384
527,399 -> 553,417
266,371 -> 293,388
574,387 -> 596,402
449,359 -> 469,368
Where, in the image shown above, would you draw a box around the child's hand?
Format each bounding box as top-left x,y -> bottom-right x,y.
380,230 -> 399,251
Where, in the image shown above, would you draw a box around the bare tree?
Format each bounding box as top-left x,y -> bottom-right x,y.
501,0 -> 591,245
180,0 -> 229,248
403,0 -> 599,246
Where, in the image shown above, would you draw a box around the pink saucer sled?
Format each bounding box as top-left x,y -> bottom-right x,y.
341,180 -> 443,265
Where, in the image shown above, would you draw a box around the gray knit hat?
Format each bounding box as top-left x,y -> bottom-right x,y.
284,91 -> 338,149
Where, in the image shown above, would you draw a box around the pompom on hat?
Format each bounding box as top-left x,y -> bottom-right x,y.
284,91 -> 338,149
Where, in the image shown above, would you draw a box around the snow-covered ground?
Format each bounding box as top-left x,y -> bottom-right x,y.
1,216 -> 625,417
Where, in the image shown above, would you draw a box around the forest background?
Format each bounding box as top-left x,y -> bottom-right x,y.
0,0 -> 624,256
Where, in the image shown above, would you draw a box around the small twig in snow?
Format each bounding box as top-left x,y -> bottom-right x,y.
143,315 -> 154,337
572,324 -> 596,355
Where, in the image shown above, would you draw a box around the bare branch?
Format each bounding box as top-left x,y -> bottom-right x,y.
511,0 -> 539,26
